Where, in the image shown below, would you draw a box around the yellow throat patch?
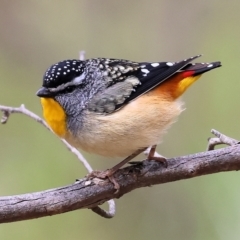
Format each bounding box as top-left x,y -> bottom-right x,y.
40,98 -> 66,137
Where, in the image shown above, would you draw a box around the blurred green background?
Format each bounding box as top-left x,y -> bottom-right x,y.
1,0 -> 240,239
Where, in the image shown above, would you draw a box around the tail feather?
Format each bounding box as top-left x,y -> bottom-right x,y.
182,61 -> 221,77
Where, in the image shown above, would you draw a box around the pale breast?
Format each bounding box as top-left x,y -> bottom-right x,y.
65,93 -> 184,157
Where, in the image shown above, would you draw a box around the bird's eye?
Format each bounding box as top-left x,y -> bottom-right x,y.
64,86 -> 75,93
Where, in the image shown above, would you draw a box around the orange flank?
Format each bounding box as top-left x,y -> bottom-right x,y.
150,72 -> 201,100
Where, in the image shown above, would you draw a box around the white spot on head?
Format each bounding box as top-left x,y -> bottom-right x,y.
151,63 -> 159,67
166,62 -> 174,66
141,69 -> 150,74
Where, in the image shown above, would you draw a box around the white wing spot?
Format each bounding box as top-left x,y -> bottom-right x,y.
207,64 -> 213,68
151,63 -> 159,67
166,62 -> 174,66
141,69 -> 150,74
118,66 -> 125,71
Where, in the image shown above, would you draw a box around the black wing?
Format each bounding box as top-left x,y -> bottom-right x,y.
88,55 -> 220,114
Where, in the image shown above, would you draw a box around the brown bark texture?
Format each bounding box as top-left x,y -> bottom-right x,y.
0,143 -> 239,223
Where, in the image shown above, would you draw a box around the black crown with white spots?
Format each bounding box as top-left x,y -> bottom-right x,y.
43,60 -> 85,88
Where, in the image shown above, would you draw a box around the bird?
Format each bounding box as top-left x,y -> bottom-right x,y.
36,55 -> 221,189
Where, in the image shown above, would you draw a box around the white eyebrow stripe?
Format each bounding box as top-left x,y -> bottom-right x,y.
72,73 -> 85,84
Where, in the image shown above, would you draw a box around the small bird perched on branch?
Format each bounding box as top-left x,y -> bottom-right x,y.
36,55 -> 221,189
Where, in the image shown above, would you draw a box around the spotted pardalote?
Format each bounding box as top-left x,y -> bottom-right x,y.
36,55 -> 221,189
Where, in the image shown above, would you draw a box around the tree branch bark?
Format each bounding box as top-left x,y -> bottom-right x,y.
0,143 -> 239,224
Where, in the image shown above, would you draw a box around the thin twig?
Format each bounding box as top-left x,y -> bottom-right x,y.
207,129 -> 239,150
91,199 -> 116,218
61,139 -> 93,173
79,51 -> 86,61
0,104 -> 50,127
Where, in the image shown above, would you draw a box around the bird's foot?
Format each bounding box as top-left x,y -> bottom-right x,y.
145,145 -> 168,167
87,169 -> 120,192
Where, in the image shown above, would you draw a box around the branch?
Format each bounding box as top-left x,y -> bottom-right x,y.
0,143 -> 240,223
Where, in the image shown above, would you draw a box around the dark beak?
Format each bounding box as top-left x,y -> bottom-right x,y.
36,87 -> 53,98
